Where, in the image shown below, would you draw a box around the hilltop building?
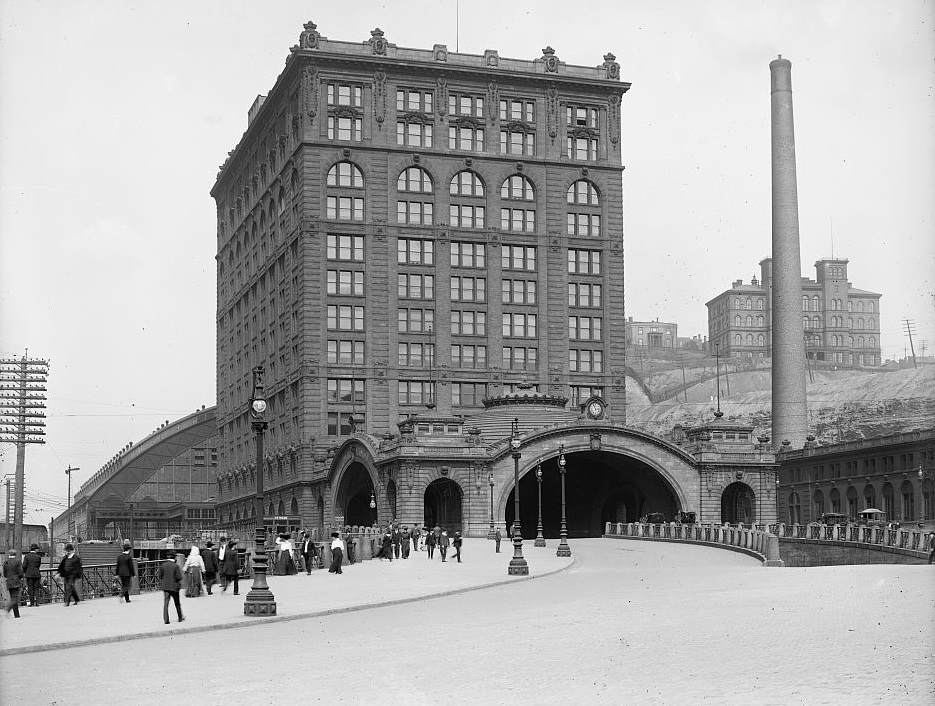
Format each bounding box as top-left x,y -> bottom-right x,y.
625,317 -> 677,349
706,257 -> 882,366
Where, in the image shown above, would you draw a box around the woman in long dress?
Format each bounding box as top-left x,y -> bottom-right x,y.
275,533 -> 298,575
183,545 -> 205,597
328,532 -> 344,574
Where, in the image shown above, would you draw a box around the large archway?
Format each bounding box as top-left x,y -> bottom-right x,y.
721,482 -> 755,524
335,461 -> 376,527
424,479 -> 463,533
504,449 -> 681,539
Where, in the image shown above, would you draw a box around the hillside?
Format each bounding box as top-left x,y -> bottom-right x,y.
625,363 -> 935,444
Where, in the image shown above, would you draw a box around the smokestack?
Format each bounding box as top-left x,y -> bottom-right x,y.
769,55 -> 807,450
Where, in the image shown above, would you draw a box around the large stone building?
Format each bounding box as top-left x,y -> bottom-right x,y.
210,21 -> 780,539
625,317 -> 678,349
706,257 -> 882,365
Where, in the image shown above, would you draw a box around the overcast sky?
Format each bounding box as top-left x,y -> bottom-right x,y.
1,1 -> 933,525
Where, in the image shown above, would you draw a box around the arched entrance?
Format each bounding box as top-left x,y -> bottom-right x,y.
424,479 -> 462,533
504,449 -> 681,539
335,461 -> 376,527
721,482 -> 755,524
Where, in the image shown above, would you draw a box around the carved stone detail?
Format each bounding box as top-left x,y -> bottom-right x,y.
484,50 -> 500,68
303,65 -> 319,125
486,82 -> 499,121
369,28 -> 388,55
433,44 -> 448,62
541,46 -> 559,73
373,70 -> 387,126
602,52 -> 620,80
546,85 -> 559,143
298,21 -> 321,50
436,77 -> 449,117
608,94 -> 621,146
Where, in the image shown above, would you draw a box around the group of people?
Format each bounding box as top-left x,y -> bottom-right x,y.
372,524 -> 463,563
158,536 -> 241,623
2,543 -> 50,617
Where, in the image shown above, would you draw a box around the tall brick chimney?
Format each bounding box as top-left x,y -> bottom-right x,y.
769,56 -> 807,449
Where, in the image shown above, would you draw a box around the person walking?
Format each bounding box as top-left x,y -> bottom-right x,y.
275,533 -> 298,575
381,529 -> 393,562
159,553 -> 185,624
115,541 -> 135,603
57,543 -> 83,607
202,541 -> 218,594
22,544 -> 43,606
3,549 -> 24,618
426,528 -> 436,559
301,532 -> 316,574
344,531 -> 356,564
328,532 -> 344,574
438,528 -> 450,562
392,525 -> 401,559
452,532 -> 463,563
220,539 -> 240,594
183,545 -> 205,597
495,527 -> 502,553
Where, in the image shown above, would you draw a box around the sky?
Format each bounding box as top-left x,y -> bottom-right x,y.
1,1 -> 933,526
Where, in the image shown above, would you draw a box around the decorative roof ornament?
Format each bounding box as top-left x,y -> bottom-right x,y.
369,27 -> 388,55
541,46 -> 559,73
298,21 -> 320,50
602,52 -> 620,80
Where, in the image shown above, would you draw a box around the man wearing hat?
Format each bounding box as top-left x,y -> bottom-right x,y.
115,541 -> 135,603
202,541 -> 218,594
3,548 -> 24,618
158,552 -> 185,624
22,544 -> 43,606
57,543 -> 83,607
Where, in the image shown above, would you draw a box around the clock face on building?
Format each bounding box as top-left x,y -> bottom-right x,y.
587,400 -> 604,419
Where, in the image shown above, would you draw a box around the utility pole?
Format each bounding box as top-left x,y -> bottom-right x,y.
903,318 -> 918,368
65,465 -> 80,543
0,355 -> 49,551
4,475 -> 13,550
678,350 -> 688,403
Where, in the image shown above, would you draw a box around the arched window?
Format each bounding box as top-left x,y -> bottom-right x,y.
449,170 -> 486,229
857,336 -> 864,348
868,302 -> 875,313
869,317 -> 876,329
812,295 -> 821,311
745,315 -> 752,327
746,334 -> 753,345
812,316 -> 820,329
566,180 -> 601,237
858,301 -> 864,312
396,166 -> 434,225
500,174 -> 536,232
290,497 -> 299,515
326,161 -> 365,221
869,336 -> 876,347
735,315 -> 742,326
847,301 -> 853,312
802,296 -> 809,312
734,334 -> 741,345
757,299 -> 764,310
757,315 -> 764,326
734,298 -> 740,309
757,333 -> 765,346
857,318 -> 864,329
803,316 -> 810,329
829,297 -> 838,311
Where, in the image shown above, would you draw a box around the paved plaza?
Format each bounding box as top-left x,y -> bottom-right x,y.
1,538 -> 933,704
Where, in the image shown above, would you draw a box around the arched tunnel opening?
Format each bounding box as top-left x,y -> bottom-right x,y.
337,461 -> 377,527
504,450 -> 679,538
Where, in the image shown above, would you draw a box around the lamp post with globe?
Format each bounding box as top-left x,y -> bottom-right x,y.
244,365 -> 276,616
508,418 -> 528,575
487,473 -> 496,539
556,443 -> 571,557
534,459 -> 546,547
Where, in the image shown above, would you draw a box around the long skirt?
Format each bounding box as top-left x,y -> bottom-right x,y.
328,547 -> 343,574
185,567 -> 203,597
276,550 -> 298,575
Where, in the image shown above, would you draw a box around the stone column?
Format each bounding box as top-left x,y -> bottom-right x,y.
769,56 -> 808,450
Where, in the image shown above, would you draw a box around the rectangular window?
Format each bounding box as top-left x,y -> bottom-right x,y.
397,239 -> 434,265
499,130 -> 535,156
448,125 -> 485,151
396,201 -> 434,225
327,378 -> 365,403
327,84 -> 363,107
398,342 -> 434,367
567,213 -> 601,237
326,340 -> 364,365
448,94 -> 485,118
451,277 -> 486,302
566,105 -> 598,128
569,316 -> 603,341
499,99 -> 535,123
398,380 -> 435,405
327,116 -> 362,141
451,310 -> 486,336
327,305 -> 365,331
502,312 -> 538,338
396,121 -> 434,147
449,204 -> 485,229
568,283 -> 602,307
502,279 -> 537,305
569,349 -> 604,373
500,208 -> 536,232
451,344 -> 487,369
502,346 -> 538,371
326,270 -> 364,296
327,411 -> 363,436
451,382 -> 487,407
569,385 -> 604,407
398,308 -> 435,333
568,249 -> 601,274
502,245 -> 536,272
326,235 -> 364,261
326,196 -> 364,221
566,136 -> 599,161
397,89 -> 433,113
450,242 -> 486,268
398,273 -> 435,299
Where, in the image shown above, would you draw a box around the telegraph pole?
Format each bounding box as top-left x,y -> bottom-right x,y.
65,465 -> 80,543
903,319 -> 918,368
0,355 -> 49,551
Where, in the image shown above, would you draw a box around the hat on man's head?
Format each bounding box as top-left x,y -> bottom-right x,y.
331,531 -> 339,538
7,549 -> 16,556
123,541 -> 132,549
219,536 -> 227,542
64,543 -> 74,551
29,543 -> 39,551
205,541 -> 214,548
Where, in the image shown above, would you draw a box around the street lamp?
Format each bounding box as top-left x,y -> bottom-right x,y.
244,365 -> 276,617
556,444 -> 571,557
64,466 -> 79,544
369,492 -> 376,525
534,459 -> 545,547
508,418 -> 528,575
487,473 -> 496,539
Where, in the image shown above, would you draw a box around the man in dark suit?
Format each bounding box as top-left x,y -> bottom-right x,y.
2,549 -> 24,618
392,525 -> 401,559
57,543 -> 83,606
301,532 -> 316,574
158,553 -> 184,624
438,528 -> 450,562
201,541 -> 218,594
220,539 -> 240,594
22,543 -> 43,606
115,541 -> 135,603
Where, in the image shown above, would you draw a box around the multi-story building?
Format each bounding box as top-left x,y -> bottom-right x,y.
625,317 -> 677,349
706,257 -> 882,365
211,22 -> 630,529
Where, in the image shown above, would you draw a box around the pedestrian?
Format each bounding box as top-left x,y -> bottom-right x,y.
57,543 -> 83,606
159,553 -> 185,624
392,525 -> 401,559
426,528 -> 436,559
115,541 -> 135,603
928,533 -> 935,565
418,527 -> 427,552
401,526 -> 411,559
22,543 -> 42,606
183,545 -> 205,597
3,549 -> 24,618
328,532 -> 344,574
495,527 -> 502,553
344,531 -> 356,564
381,528 -> 393,562
452,532 -> 462,563
220,539 -> 240,594
275,533 -> 298,575
438,528 -> 450,562
202,541 -> 218,594
300,531 -> 316,574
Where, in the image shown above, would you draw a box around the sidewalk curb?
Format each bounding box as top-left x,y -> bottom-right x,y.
0,555 -> 575,656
